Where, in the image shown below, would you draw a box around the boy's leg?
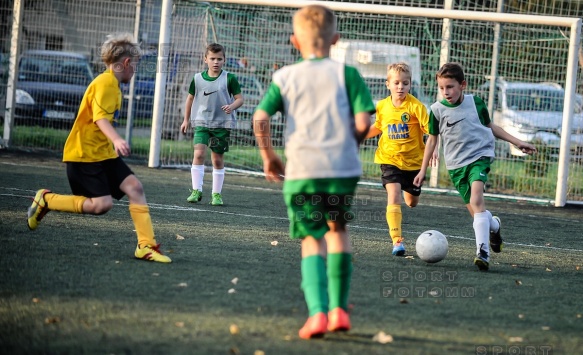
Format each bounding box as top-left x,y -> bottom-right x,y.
210,152 -> 225,205
469,181 -> 489,271
119,170 -> 171,263
189,126 -> 209,202
325,221 -> 352,332
299,236 -> 328,339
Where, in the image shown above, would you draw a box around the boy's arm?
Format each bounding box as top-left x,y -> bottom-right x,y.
222,93 -> 244,114
253,108 -> 285,182
489,122 -> 537,155
354,112 -> 372,144
413,134 -> 438,187
365,125 -> 382,139
95,118 -> 130,157
181,94 -> 194,133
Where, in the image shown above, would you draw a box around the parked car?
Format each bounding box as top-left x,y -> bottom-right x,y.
0,50 -> 94,129
479,80 -> 583,160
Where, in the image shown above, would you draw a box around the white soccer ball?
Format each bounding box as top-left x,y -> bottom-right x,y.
415,230 -> 448,263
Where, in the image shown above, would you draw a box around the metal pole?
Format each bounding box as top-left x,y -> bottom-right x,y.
487,0 -> 504,121
125,0 -> 142,147
148,0 -> 172,167
555,19 -> 582,207
2,0 -> 24,148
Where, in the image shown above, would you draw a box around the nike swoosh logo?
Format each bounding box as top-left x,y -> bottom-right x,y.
480,172 -> 486,177
203,90 -> 217,96
446,118 -> 465,127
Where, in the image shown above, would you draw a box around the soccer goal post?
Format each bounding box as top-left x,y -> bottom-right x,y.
153,0 -> 581,207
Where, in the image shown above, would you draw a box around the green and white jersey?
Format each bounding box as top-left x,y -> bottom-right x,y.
257,58 -> 375,180
189,70 -> 241,128
429,95 -> 495,170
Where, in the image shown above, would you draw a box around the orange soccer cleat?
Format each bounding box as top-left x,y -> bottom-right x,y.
328,307 -> 351,332
298,312 -> 328,339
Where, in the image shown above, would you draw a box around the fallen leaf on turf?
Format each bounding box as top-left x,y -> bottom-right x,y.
515,280 -> 522,285
541,326 -> 550,330
231,277 -> 238,285
229,347 -> 240,355
545,243 -> 552,247
176,234 -> 185,240
509,337 -> 523,343
152,273 -> 160,277
175,322 -> 185,328
577,314 -> 582,318
429,290 -> 439,297
399,298 -> 408,304
178,282 -> 188,287
32,298 -> 40,303
405,256 -> 414,259
576,266 -> 580,271
271,241 -> 278,246
115,260 -> 120,264
254,351 -> 265,355
93,243 -> 98,246
372,331 -> 394,344
283,335 -> 292,341
228,288 -> 236,294
512,264 -> 518,267
45,317 -> 60,324
546,268 -> 552,272
518,314 -> 525,319
230,324 -> 240,335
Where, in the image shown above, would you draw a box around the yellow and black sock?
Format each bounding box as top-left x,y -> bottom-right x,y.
44,193 -> 86,213
386,204 -> 402,244
129,204 -> 156,248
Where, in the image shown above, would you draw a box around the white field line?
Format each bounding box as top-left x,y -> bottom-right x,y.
2,187 -> 582,253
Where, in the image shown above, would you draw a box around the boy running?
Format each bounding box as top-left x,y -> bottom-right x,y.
365,62 -> 438,256
414,62 -> 536,271
253,5 -> 374,339
180,43 -> 244,206
27,33 -> 171,263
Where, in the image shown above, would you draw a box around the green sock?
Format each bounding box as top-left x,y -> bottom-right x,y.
328,253 -> 353,311
301,255 -> 328,316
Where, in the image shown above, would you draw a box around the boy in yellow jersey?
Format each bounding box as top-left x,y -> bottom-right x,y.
26,33 -> 171,263
365,63 -> 438,256
254,5 -> 374,339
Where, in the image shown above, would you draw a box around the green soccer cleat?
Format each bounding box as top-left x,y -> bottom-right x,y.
489,216 -> 504,253
186,189 -> 202,203
135,244 -> 172,263
210,193 -> 223,206
27,189 -> 51,230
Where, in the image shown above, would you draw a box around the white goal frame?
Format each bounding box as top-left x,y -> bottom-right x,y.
149,0 -> 581,207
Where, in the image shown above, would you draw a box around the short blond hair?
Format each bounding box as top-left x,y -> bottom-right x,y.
387,62 -> 412,81
293,5 -> 336,48
100,33 -> 141,65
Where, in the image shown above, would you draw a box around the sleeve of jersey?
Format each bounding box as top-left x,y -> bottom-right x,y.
416,103 -> 430,134
227,73 -> 242,96
373,100 -> 384,130
256,82 -> 283,116
473,95 -> 491,126
428,109 -> 440,135
92,84 -> 118,123
188,77 -> 196,96
344,65 -> 376,115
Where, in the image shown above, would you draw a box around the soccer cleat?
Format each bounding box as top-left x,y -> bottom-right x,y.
474,243 -> 490,271
135,244 -> 172,263
27,189 -> 51,230
298,312 -> 328,339
186,189 -> 202,203
489,216 -> 504,253
328,307 -> 351,332
210,193 -> 223,206
392,238 -> 406,256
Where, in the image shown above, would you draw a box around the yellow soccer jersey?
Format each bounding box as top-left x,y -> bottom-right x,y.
373,93 -> 429,170
63,70 -> 121,162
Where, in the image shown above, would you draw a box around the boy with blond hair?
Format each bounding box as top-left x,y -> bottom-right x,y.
366,62 -> 438,256
253,5 -> 374,339
27,33 -> 171,263
414,62 -> 536,271
181,43 -> 244,206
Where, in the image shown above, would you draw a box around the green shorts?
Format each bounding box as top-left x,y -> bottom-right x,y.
283,177 -> 359,240
193,127 -> 230,154
448,157 -> 492,204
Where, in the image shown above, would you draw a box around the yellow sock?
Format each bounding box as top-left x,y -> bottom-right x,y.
386,204 -> 402,245
129,204 -> 157,247
44,193 -> 86,213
